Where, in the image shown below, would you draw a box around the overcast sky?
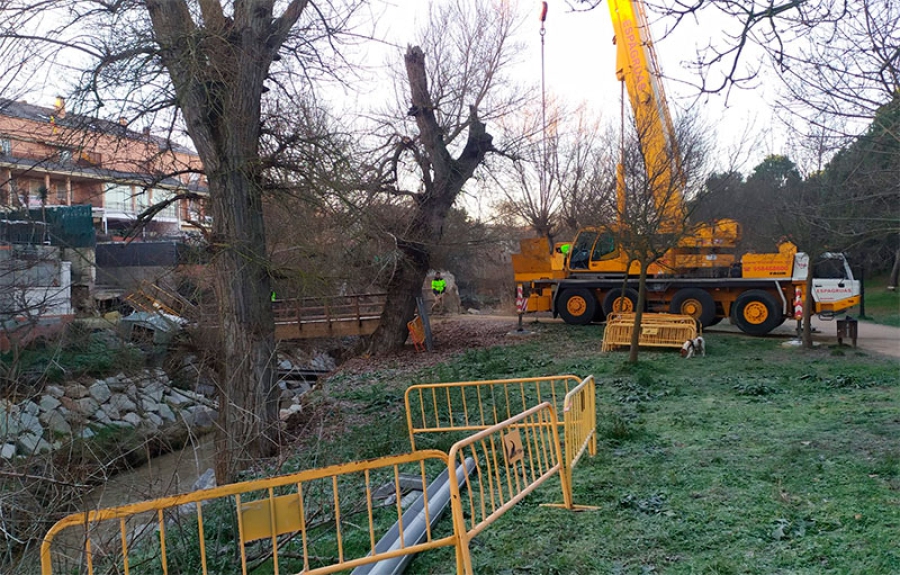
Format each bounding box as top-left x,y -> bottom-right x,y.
368,0 -> 785,175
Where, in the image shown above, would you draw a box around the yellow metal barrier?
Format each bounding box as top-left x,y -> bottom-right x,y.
560,375 -> 597,497
447,402 -> 570,574
405,375 -> 597,511
601,313 -> 698,351
41,450 -> 456,575
404,375 -> 582,451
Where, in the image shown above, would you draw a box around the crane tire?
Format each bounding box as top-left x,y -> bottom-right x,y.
557,288 -> 597,325
602,287 -> 639,316
669,288 -> 717,327
731,289 -> 783,335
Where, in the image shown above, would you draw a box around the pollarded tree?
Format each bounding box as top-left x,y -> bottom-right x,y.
0,0 -> 364,483
366,0 -> 526,353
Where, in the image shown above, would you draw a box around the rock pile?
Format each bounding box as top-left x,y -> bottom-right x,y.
0,369 -> 216,459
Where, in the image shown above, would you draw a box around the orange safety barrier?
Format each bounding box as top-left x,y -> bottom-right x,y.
448,402 -> 571,574
41,451 -> 455,575
407,315 -> 426,352
601,312 -> 698,351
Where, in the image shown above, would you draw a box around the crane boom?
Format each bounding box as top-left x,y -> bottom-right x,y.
606,0 -> 682,224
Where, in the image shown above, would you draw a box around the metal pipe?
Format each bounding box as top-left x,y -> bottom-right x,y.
351,458 -> 476,575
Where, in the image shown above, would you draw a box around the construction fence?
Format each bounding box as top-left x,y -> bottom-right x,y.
601,313 -> 699,351
404,374 -> 597,508
43,376 -> 599,575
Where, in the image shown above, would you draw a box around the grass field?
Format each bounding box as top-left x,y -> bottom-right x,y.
302,320 -> 899,575
860,274 -> 900,327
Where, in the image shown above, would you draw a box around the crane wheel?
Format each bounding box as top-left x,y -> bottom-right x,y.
669,288 -> 717,327
557,288 -> 597,325
731,289 -> 782,335
602,287 -> 639,316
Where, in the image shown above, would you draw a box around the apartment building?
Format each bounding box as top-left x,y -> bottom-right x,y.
0,98 -> 210,341
0,97 -> 207,239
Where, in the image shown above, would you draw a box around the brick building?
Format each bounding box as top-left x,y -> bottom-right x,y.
0,98 -> 210,336
0,97 -> 207,239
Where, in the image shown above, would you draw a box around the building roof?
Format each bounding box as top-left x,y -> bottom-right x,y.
0,98 -> 198,156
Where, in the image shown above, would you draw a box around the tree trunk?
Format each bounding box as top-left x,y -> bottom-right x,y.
144,0 -> 308,483
628,262 -> 649,364
209,168 -> 278,483
888,247 -> 900,290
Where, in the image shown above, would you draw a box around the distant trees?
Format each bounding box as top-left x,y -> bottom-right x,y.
493,101 -> 616,245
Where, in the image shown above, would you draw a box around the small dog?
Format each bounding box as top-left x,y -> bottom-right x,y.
680,336 -> 705,358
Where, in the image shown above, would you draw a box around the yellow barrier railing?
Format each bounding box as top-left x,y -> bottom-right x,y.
44,401 -> 594,575
41,450 -> 455,575
448,402 -> 569,574
602,313 -> 698,351
561,375 -> 597,496
404,375 -> 582,450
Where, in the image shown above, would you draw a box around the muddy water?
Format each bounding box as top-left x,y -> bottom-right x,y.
84,433 -> 217,510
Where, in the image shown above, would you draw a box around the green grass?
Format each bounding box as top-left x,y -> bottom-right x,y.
859,274 -> 900,327
298,321 -> 899,574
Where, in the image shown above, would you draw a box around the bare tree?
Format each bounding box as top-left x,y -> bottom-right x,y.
0,0 -> 365,483
493,100 -> 616,244
365,0 -> 526,353
611,108 -> 713,363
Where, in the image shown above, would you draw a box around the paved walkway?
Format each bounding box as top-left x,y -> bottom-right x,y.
707,316 -> 900,359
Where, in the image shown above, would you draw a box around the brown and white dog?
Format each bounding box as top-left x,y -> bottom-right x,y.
680,336 -> 705,358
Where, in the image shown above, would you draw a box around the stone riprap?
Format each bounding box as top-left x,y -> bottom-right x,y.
0,369 -> 217,459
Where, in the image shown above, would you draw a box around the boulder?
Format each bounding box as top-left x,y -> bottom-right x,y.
122,412 -> 143,427
66,384 -> 90,399
39,395 -> 62,412
0,443 -> 16,460
89,381 -> 112,404
75,397 -> 100,417
40,410 -> 72,435
44,385 -> 65,399
17,432 -> 51,454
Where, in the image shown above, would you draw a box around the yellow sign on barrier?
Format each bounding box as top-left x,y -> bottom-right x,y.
41,450 -> 455,575
447,402 -> 570,574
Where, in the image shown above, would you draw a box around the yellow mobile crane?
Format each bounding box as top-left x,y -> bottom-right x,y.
512,0 -> 861,335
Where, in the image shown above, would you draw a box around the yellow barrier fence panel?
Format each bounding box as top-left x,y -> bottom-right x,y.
447,402 -> 571,575
41,450 -> 458,575
540,375 -> 600,511
404,375 -> 582,450
602,313 -> 698,351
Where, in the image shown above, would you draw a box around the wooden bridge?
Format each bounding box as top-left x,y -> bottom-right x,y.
126,284 -> 387,340
272,293 -> 387,340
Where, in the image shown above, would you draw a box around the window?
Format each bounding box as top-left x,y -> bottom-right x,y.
569,231 -> 597,270
591,232 -> 617,261
104,183 -> 133,213
152,188 -> 178,219
58,149 -> 72,163
55,182 -> 67,204
0,138 -> 10,156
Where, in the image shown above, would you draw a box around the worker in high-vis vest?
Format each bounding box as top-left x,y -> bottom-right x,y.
431,272 -> 447,313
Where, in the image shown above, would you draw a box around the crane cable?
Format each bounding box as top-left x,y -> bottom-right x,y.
539,2 -> 549,231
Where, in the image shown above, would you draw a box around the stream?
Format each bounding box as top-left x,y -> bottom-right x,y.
84,432 -> 217,510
